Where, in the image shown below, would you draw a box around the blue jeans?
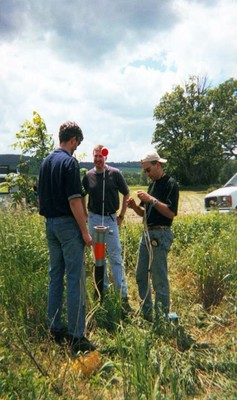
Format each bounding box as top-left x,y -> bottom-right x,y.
45,216 -> 86,339
88,212 -> 128,298
136,227 -> 174,315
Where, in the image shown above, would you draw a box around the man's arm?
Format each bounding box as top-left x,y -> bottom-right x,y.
81,177 -> 88,219
126,197 -> 145,217
81,195 -> 88,220
150,198 -> 175,219
117,193 -> 129,225
69,197 -> 92,246
137,190 -> 175,219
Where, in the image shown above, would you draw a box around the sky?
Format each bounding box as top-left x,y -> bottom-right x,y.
0,0 -> 237,162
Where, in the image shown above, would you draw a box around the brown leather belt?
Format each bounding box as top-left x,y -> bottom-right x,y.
147,225 -> 169,230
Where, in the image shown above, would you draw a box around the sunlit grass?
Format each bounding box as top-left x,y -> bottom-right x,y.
127,187 -> 207,220
0,207 -> 236,399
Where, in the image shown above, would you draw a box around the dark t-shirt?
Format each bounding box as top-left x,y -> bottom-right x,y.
142,174 -> 179,227
38,148 -> 83,218
82,165 -> 129,215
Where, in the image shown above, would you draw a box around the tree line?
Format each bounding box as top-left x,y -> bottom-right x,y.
152,76 -> 237,185
1,76 -> 237,205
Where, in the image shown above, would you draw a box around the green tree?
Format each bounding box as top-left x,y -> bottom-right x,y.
208,78 -> 237,160
8,111 -> 54,207
153,76 -> 237,185
139,171 -> 148,186
12,111 -> 54,171
218,159 -> 237,184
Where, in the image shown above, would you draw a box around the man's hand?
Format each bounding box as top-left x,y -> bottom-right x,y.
82,232 -> 93,246
136,190 -> 153,203
116,215 -> 124,227
126,197 -> 136,209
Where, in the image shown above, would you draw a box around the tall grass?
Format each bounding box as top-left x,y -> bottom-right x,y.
172,213 -> 237,309
0,209 -> 236,399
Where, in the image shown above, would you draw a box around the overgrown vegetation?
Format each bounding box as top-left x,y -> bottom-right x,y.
0,111 -> 54,208
0,210 -> 236,399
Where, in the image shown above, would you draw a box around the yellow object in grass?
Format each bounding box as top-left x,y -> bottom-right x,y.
61,351 -> 102,378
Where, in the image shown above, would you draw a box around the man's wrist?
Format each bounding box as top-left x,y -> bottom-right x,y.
152,198 -> 158,206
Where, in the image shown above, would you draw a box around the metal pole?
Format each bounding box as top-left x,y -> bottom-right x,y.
93,225 -> 107,302
101,168 -> 105,226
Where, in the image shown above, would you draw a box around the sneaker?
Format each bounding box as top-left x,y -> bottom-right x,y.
66,335 -> 96,353
49,330 -> 64,345
78,336 -> 96,352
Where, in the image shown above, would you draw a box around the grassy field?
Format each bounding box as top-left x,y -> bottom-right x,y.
0,193 -> 236,399
127,187 -> 206,223
178,190 -> 206,215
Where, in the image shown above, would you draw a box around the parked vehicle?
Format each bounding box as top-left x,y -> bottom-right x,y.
204,172 -> 237,213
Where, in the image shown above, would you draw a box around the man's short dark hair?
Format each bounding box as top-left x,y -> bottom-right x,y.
59,121 -> 84,143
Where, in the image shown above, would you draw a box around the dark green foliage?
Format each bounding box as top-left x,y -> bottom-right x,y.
0,210 -> 236,399
218,159 -> 237,184
153,76 -> 237,185
92,290 -> 127,332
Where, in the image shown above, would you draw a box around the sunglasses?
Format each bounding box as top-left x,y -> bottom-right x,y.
143,160 -> 158,173
144,166 -> 152,173
143,161 -> 158,173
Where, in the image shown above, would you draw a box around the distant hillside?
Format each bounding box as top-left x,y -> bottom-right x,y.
0,154 -> 31,172
80,161 -> 141,172
0,154 -> 141,174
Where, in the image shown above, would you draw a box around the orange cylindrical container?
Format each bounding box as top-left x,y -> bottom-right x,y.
93,226 -> 107,266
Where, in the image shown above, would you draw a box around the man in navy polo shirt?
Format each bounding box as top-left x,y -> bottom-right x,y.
38,121 -> 95,353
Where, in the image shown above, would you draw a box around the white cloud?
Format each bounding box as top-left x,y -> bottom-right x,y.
0,0 -> 236,161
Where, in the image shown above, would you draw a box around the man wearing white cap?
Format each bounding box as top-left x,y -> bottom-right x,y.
127,151 -> 179,322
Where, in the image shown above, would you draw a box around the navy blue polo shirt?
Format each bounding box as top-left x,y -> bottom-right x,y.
38,148 -> 83,218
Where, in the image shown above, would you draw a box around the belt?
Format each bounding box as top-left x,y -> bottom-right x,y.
104,212 -> 116,216
90,211 -> 116,216
147,225 -> 169,230
46,215 -> 71,219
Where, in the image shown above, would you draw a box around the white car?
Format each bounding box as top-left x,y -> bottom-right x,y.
204,172 -> 237,213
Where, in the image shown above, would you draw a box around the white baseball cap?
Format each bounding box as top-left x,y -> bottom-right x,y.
141,152 -> 167,164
